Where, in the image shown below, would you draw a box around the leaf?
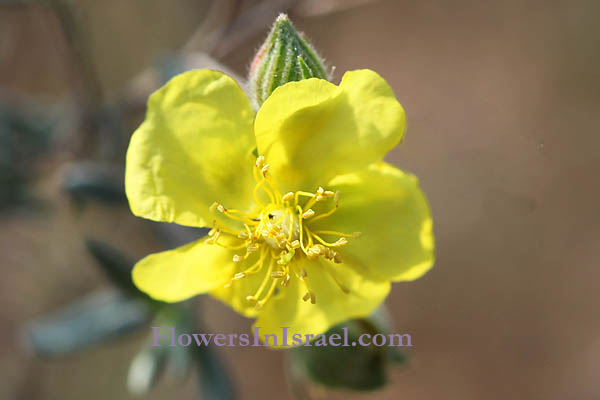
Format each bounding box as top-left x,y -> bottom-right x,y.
23,289 -> 153,358
85,238 -> 138,294
127,341 -> 169,396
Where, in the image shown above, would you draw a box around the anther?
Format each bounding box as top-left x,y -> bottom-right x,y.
233,272 -> 246,280
282,192 -> 294,202
302,291 -> 316,304
302,209 -> 315,219
256,155 -> 265,169
270,271 -> 285,278
233,254 -> 244,263
331,238 -> 348,247
205,230 -> 220,244
216,204 -> 226,213
237,232 -> 249,239
290,240 -> 300,249
334,191 -> 340,203
261,164 -> 270,176
246,244 -> 259,253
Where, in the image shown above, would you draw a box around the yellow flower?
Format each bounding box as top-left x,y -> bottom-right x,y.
125,69 -> 434,343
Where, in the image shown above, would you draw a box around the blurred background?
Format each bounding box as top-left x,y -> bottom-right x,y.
1,0 -> 599,399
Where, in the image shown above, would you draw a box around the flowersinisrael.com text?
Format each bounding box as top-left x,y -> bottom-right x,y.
151,326 -> 412,348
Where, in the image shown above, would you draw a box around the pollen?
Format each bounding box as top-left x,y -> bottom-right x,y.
206,155 -> 359,310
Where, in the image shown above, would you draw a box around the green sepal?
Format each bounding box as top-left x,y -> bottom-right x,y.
249,14 -> 329,109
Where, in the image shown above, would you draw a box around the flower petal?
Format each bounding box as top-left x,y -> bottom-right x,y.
254,69 -> 405,192
253,257 -> 390,346
132,239 -> 235,303
125,69 -> 256,228
313,162 -> 434,282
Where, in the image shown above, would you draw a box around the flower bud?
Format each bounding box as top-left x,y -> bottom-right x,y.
249,13 -> 329,109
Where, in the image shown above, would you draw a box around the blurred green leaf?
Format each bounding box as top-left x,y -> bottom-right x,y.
85,238 -> 139,295
24,289 -> 153,358
127,339 -> 169,396
189,336 -> 235,400
157,304 -> 235,400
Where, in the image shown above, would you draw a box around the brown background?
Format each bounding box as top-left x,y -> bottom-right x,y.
1,0 -> 599,399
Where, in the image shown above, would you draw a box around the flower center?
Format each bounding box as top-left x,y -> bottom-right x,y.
206,156 -> 360,310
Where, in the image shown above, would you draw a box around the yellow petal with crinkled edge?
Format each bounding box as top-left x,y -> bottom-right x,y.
125,69 -> 255,228
252,257 -> 390,346
132,238 -> 235,303
254,69 -> 405,193
312,161 -> 434,282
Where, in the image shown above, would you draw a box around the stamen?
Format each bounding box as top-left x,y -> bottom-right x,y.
302,209 -> 315,219
332,238 -> 348,246
208,221 -> 217,236
231,249 -> 268,281
210,156 -> 361,309
304,187 -> 326,209
248,258 -> 274,304
255,155 -> 265,169
295,191 -> 315,205
297,268 -> 316,304
204,229 -> 220,244
333,252 -> 343,264
270,270 -> 286,278
261,164 -> 270,176
313,230 -> 362,238
282,192 -> 294,202
310,191 -> 340,222
311,233 -> 348,247
256,278 -> 278,309
253,179 -> 276,205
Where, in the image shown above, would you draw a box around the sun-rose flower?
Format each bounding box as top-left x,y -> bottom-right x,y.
125,68 -> 434,344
